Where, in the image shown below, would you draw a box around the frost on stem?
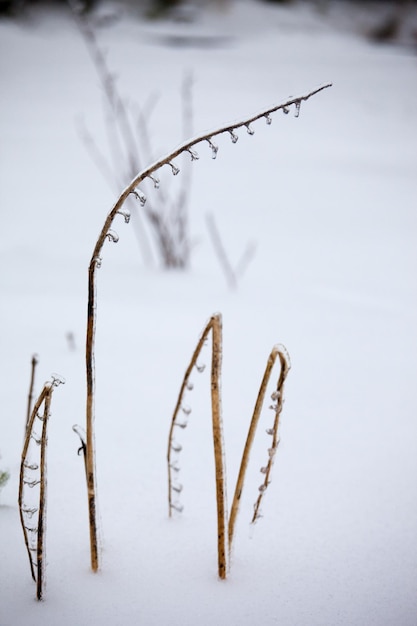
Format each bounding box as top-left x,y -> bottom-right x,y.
106,229 -> 119,243
294,100 -> 301,118
19,375 -> 64,600
229,129 -> 239,143
84,83 -> 330,573
187,148 -> 199,161
168,162 -> 180,176
207,138 -> 218,159
131,189 -> 147,206
117,209 -> 131,224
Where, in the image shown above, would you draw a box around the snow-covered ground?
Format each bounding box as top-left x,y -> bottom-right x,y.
1,1 -> 416,624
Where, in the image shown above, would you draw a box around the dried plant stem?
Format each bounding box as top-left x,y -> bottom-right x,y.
25,354 -> 38,434
19,385 -> 49,583
167,314 -> 228,579
210,315 -> 228,579
167,318 -> 213,515
85,83 -> 331,572
19,376 -> 63,600
36,389 -> 51,600
228,345 -> 290,551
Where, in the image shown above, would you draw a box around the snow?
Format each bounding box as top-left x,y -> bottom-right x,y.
1,1 -> 417,624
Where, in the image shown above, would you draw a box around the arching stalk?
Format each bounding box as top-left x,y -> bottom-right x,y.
228,345 -> 290,553
85,83 -> 331,572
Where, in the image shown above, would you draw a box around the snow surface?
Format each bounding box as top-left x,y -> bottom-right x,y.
1,1 -> 417,624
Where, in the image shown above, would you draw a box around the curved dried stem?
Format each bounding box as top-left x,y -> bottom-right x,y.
85,83 -> 331,572
228,344 -> 291,552
19,376 -> 64,599
167,313 -> 228,579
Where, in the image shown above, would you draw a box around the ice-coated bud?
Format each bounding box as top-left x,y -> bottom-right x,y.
117,209 -> 131,224
106,229 -> 119,243
149,175 -> 160,189
294,100 -> 301,118
271,390 -> 281,401
187,148 -> 199,161
131,189 -> 147,206
51,372 -> 66,387
168,162 -> 180,176
207,138 -> 218,159
24,462 -> 39,471
229,129 -> 239,143
24,479 -> 41,488
22,506 -> 38,518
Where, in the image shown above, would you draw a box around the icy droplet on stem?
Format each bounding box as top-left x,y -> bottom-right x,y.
94,256 -> 102,268
24,462 -> 39,471
181,405 -> 192,416
117,209 -> 131,224
264,113 -> 272,125
245,123 -> 255,135
207,138 -> 218,159
131,189 -> 147,206
294,100 -> 301,118
106,229 -> 119,243
187,148 -> 199,161
186,381 -> 194,391
51,373 -> 66,387
168,162 -> 180,176
196,363 -> 206,373
149,174 -> 160,189
22,506 -> 38,518
282,106 -> 290,115
229,129 -> 239,143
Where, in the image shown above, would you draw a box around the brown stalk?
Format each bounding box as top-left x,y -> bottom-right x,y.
19,376 -> 63,599
210,314 -> 228,579
166,314 -> 228,579
228,345 -> 291,552
85,83 -> 331,572
25,354 -> 38,434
